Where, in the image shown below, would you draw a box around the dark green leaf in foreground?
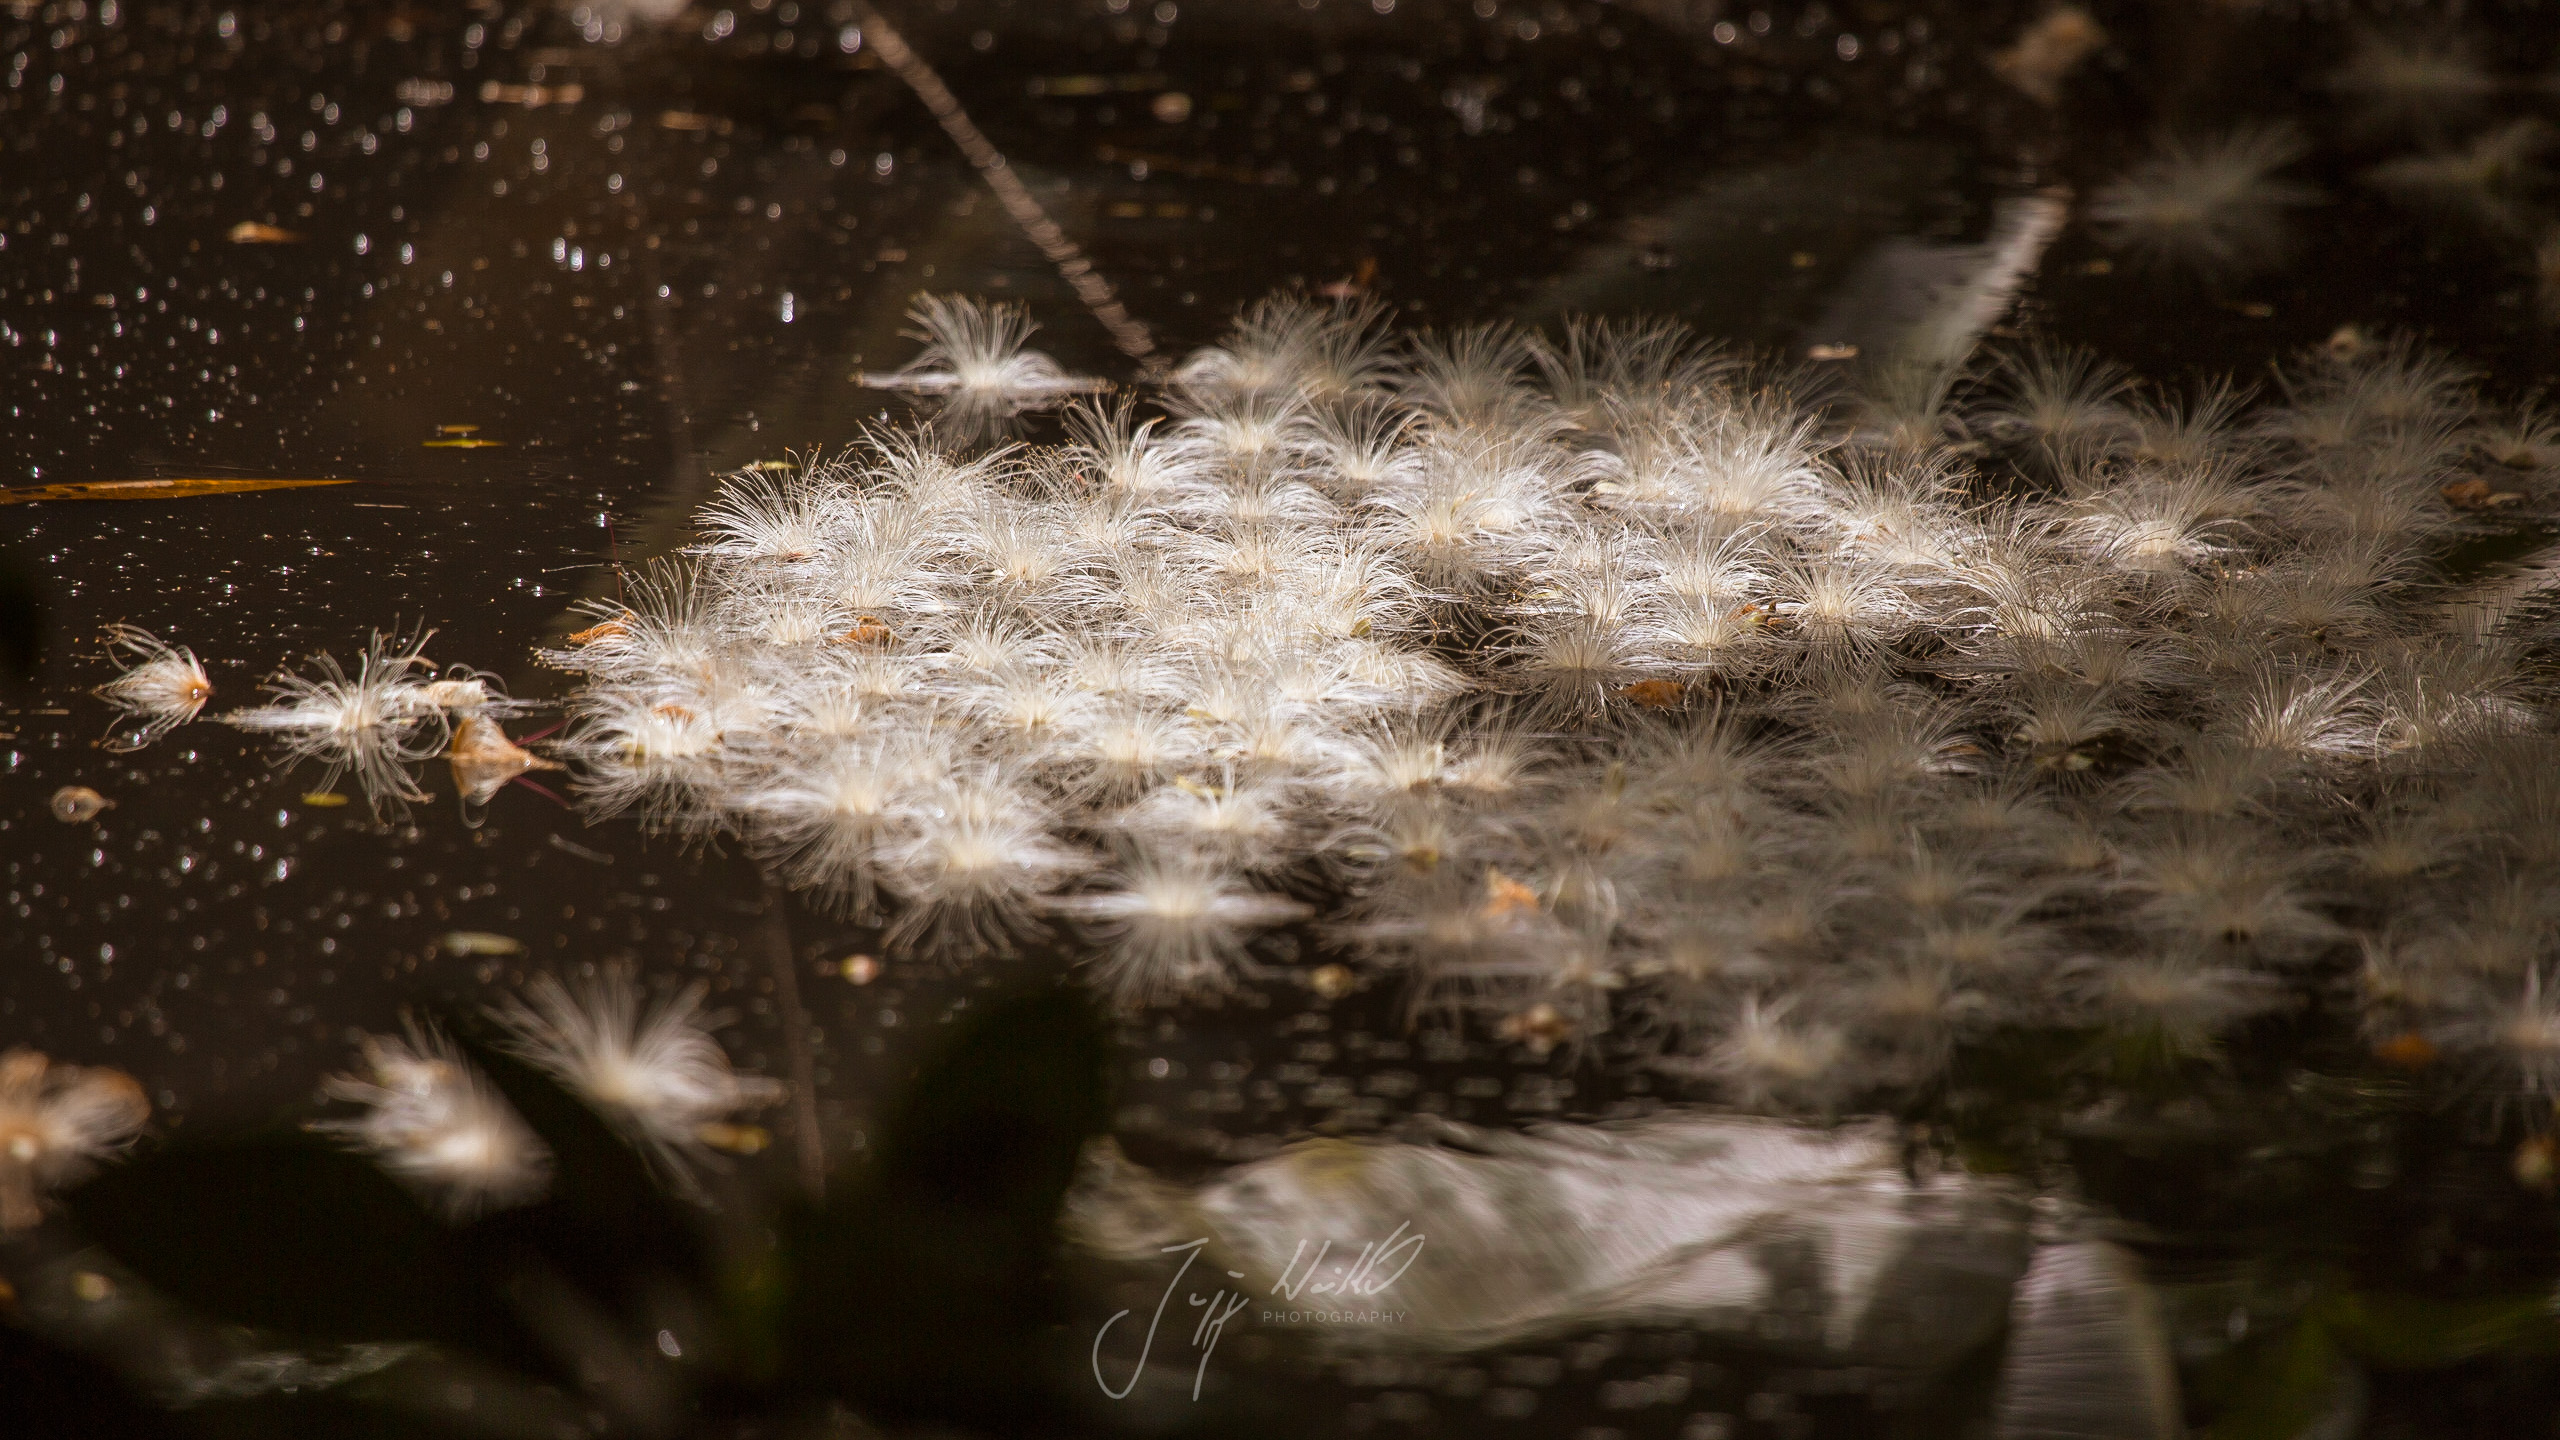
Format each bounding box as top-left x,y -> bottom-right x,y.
62,1133 -> 503,1349
446,1027 -> 713,1325
780,984 -> 1113,1428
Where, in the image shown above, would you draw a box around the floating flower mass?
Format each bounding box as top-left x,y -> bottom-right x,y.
140,288 -> 2540,1121
526,292 -> 2560,1116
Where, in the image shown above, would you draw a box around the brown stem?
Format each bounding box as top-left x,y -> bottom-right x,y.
753,869 -> 826,1198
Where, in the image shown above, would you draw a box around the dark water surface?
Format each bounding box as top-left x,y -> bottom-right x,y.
11,2 -> 2560,1436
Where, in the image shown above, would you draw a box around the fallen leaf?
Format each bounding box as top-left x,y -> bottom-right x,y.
566,614 -> 632,646
2517,1134 -> 2557,1192
1806,343 -> 1860,361
423,438 -> 505,449
2374,1031 -> 2437,1069
227,221 -> 303,244
830,617 -> 896,647
439,931 -> 525,958
696,1122 -> 770,1155
1991,6 -> 2104,105
480,80 -> 583,107
436,424 -> 481,436
299,792 -> 350,807
1306,963 -> 1356,1000
49,787 -> 110,822
1619,678 -> 1687,709
1482,867 -> 1542,919
1496,1003 -> 1572,1057
448,713 -> 561,805
0,478 -> 351,504
2441,477 -> 2525,510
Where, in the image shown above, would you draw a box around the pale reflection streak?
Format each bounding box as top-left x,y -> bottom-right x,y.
849,2 -> 1158,361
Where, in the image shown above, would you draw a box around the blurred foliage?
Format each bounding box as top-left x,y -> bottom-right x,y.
5,984 -> 1283,1439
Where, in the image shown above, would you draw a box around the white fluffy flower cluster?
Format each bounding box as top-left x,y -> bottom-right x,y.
543,294 -> 2560,1110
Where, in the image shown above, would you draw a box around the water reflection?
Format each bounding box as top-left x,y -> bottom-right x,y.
1077,1112 -> 2034,1365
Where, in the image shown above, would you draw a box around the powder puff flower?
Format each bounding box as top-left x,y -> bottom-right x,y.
741,736 -> 924,917
1672,396 -> 1834,523
2446,969 -> 2560,1095
1068,703 -> 1207,801
1659,993 -> 1850,1111
1165,388 -> 1313,476
2066,953 -> 2276,1059
91,624 -> 214,751
1064,395 -> 1196,503
0,1048 -> 149,1231
2114,732 -> 2294,819
1363,460 -> 1556,595
548,558 -> 725,683
1120,770 -> 1298,871
565,687 -> 736,834
2088,125 -> 2320,280
1839,356 -> 1969,453
222,628 -> 445,814
2331,32 -> 2501,140
2124,378 -> 2261,467
883,771 -> 1089,955
2363,119 -> 2553,240
858,294 -> 1108,431
1501,610 -> 1655,722
490,971 -> 785,1177
1531,315 -> 1731,430
1174,293 -> 1396,400
1057,849 -> 1310,1007
1773,555 -> 1930,663
316,1021 -> 548,1218
2267,333 -> 2478,449
1399,322 -> 1542,422
2000,674 -> 2137,770
2120,821 -> 2336,956
697,463 -> 842,566
1296,393 -> 1424,501
1817,450 -> 1973,573
1970,345 -> 2136,448
2202,663 -> 2376,761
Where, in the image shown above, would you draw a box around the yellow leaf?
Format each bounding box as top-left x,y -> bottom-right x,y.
0,478 -> 352,504
423,438 -> 505,449
300,792 -> 350,807
227,221 -> 303,244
